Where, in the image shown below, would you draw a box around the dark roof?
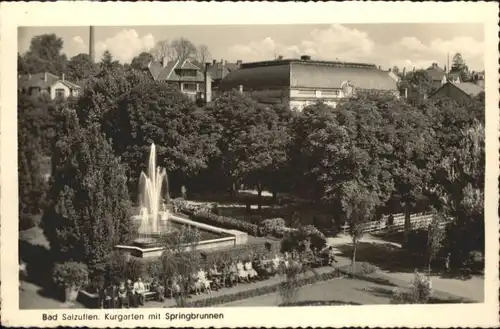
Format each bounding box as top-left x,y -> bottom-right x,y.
425,64 -> 446,81
451,82 -> 484,97
148,59 -> 205,82
18,72 -> 81,90
220,59 -> 397,91
206,62 -> 240,81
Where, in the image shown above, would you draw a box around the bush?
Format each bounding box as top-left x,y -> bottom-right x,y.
104,251 -> 128,283
189,209 -> 259,236
52,262 -> 89,289
403,229 -> 428,254
200,241 -> 281,267
391,271 -> 433,304
261,218 -> 286,236
125,257 -> 146,281
281,225 -> 326,254
352,262 -> 380,275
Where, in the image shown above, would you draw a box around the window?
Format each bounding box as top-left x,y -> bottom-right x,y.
182,83 -> 197,92
55,88 -> 65,99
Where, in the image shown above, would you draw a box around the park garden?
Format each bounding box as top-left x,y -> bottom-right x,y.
18,37 -> 485,308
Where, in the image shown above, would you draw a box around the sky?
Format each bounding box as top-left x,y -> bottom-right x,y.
18,24 -> 485,71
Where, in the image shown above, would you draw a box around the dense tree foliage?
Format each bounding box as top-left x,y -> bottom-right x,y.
130,52 -> 154,71
67,53 -> 96,83
107,82 -> 219,196
19,34 -> 68,75
42,108 -> 134,279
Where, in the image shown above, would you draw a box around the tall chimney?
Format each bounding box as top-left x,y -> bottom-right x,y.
204,62 -> 212,104
89,26 -> 95,63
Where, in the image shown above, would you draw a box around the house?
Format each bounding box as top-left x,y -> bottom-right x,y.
18,72 -> 81,100
148,58 -> 211,101
425,63 -> 447,89
430,81 -> 484,102
446,70 -> 462,84
206,59 -> 242,90
219,55 -> 398,111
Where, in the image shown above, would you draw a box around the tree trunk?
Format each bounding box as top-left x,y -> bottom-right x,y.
403,203 -> 411,244
352,242 -> 357,274
257,182 -> 263,212
428,258 -> 432,278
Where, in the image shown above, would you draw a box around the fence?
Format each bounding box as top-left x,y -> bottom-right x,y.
341,212 -> 449,236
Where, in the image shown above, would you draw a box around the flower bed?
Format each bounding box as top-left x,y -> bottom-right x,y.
182,269 -> 342,307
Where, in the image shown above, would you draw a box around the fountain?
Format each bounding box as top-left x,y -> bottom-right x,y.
115,143 -> 249,258
132,143 -> 171,248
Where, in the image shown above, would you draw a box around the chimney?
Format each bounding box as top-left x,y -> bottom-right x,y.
89,26 -> 95,63
239,85 -> 243,93
204,62 -> 212,104
300,55 -> 311,61
62,73 -> 65,81
212,59 -> 216,65
236,60 -> 242,66
44,72 -> 47,82
162,57 -> 168,68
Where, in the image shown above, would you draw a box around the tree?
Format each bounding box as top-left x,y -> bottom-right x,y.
22,34 -> 68,75
100,50 -> 122,72
67,53 -> 96,83
151,39 -> 176,62
108,81 -> 219,195
18,93 -> 50,229
196,44 -> 211,65
451,53 -> 471,82
130,52 -> 154,71
341,181 -> 379,272
426,213 -> 445,277
436,120 -> 484,267
157,226 -> 201,307
42,108 -> 134,279
171,38 -> 198,62
400,69 -> 436,98
208,90 -> 289,199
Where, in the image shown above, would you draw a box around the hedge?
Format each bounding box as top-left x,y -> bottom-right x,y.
199,240 -> 281,266
180,269 -> 342,307
182,208 -> 260,236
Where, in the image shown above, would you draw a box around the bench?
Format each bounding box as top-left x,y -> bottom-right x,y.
142,282 -> 158,302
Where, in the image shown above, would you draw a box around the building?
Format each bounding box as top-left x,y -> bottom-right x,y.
18,72 -> 81,99
425,63 -> 448,89
206,59 -> 242,89
430,81 -> 484,102
148,58 -> 210,101
219,55 -> 398,111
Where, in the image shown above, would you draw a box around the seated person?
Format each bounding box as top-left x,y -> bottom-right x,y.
227,262 -> 238,286
150,278 -> 165,302
133,277 -> 146,305
236,259 -> 249,282
197,268 -> 212,293
170,276 -> 181,298
244,259 -> 258,280
208,265 -> 222,290
117,282 -> 128,308
126,279 -> 139,308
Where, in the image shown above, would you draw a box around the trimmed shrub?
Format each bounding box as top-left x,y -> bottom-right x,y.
261,218 -> 286,236
189,209 -> 259,236
200,241 -> 281,267
281,225 -> 327,254
104,251 -> 128,283
52,262 -> 89,289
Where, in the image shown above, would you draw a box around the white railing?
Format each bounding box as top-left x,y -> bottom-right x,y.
341,212 -> 450,235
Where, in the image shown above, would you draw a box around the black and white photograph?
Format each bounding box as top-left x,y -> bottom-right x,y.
1,2 -> 498,328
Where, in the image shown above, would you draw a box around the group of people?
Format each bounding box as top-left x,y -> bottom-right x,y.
96,247 -> 338,308
99,277 -> 165,308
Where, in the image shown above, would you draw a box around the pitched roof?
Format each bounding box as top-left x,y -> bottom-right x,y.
425,64 -> 446,81
220,59 -> 397,91
148,59 -> 205,82
18,72 -> 81,90
451,82 -> 484,97
206,62 -> 241,81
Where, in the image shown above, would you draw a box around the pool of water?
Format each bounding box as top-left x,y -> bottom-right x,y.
133,218 -> 231,248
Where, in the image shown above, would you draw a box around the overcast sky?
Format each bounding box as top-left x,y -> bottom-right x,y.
18,24 -> 484,71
